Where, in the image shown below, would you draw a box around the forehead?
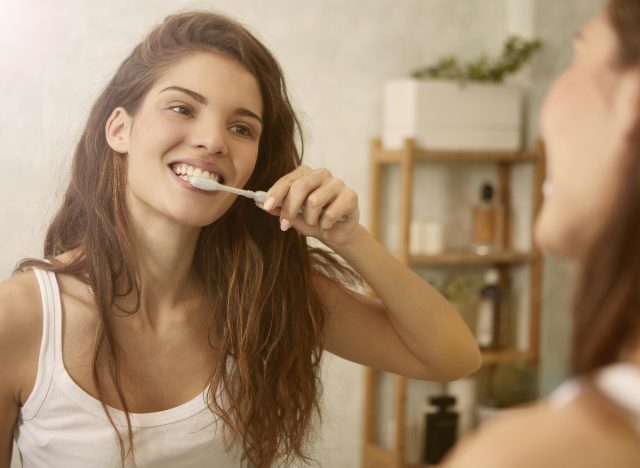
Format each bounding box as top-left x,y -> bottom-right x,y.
150,52 -> 263,112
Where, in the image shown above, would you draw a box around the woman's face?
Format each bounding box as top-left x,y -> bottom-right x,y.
108,52 -> 263,228
536,10 -> 640,259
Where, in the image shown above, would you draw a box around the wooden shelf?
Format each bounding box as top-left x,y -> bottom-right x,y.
409,250 -> 538,266
481,349 -> 535,365
373,145 -> 540,165
362,444 -> 396,468
363,138 -> 546,468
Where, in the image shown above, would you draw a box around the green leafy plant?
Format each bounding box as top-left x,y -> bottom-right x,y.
438,275 -> 483,303
412,35 -> 542,83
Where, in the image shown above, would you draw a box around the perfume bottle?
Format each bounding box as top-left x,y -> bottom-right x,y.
422,395 -> 459,465
472,182 -> 501,254
475,269 -> 502,350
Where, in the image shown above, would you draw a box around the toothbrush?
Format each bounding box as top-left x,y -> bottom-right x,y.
189,176 -> 346,221
190,176 -> 268,203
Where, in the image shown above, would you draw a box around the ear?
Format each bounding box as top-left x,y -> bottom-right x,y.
105,107 -> 132,154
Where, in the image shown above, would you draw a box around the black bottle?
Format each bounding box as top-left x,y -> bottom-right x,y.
423,395 -> 458,465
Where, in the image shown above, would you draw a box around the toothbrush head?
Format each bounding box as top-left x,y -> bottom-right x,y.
189,176 -> 221,191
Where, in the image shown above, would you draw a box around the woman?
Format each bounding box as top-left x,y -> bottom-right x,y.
0,11 -> 480,468
444,0 -> 640,467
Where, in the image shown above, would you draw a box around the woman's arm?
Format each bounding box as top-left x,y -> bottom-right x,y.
319,225 -> 480,380
0,273 -> 43,468
262,166 -> 481,380
0,379 -> 17,468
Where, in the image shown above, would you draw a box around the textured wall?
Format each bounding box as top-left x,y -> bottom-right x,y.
1,1 -> 603,467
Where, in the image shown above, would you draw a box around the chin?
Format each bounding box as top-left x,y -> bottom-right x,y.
166,209 -> 221,228
534,211 -> 583,260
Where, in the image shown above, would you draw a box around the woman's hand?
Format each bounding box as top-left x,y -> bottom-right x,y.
259,165 -> 360,246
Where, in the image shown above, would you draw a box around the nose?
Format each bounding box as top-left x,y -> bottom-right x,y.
189,119 -> 228,155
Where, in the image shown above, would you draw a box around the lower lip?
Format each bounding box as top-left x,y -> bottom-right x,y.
169,168 -> 221,195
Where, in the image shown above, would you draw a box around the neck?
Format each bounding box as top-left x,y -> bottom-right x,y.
124,210 -> 206,331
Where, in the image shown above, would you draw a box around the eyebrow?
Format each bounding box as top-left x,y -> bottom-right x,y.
160,85 -> 263,124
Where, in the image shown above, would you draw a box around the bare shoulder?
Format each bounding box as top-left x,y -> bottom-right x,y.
0,269 -> 43,333
0,270 -> 43,404
443,394 -> 640,468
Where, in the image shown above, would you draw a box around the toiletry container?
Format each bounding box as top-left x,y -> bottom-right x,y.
422,395 -> 459,465
475,269 -> 502,350
472,182 -> 502,254
410,221 -> 445,255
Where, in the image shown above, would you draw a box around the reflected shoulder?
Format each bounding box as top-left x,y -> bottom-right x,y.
443,395 -> 640,468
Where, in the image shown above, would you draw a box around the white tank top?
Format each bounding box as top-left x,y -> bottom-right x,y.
550,362 -> 640,437
13,268 -> 242,468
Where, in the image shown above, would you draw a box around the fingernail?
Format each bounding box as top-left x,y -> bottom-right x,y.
263,197 -> 276,211
280,218 -> 291,231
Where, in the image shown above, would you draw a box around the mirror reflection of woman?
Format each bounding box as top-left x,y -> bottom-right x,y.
0,12 -> 480,468
445,0 -> 640,467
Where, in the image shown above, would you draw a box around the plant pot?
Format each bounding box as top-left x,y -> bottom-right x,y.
382,78 -> 523,151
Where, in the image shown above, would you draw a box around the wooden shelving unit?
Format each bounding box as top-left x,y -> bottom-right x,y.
409,250 -> 538,266
362,138 -> 546,468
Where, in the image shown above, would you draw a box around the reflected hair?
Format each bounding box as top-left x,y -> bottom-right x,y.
17,11 -> 358,468
570,0 -> 640,375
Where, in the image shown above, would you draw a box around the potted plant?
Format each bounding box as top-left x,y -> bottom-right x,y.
382,36 -> 542,151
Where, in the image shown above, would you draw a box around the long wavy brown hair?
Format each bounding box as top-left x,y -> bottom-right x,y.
17,11 -> 357,467
570,0 -> 640,376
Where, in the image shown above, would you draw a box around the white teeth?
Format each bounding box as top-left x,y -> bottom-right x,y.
172,163 -> 223,182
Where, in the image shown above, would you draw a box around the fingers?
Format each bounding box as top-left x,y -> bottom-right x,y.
260,165 -> 311,214
280,169 -> 329,223
302,178 -> 343,226
260,165 -> 358,233
262,165 -> 324,218
318,187 -> 358,231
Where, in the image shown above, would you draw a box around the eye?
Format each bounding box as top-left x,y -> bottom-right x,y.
230,124 -> 256,138
169,104 -> 194,117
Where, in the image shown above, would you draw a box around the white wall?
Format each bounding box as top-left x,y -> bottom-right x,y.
1,1 -> 602,467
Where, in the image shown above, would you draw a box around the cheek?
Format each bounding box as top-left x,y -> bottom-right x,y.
236,146 -> 260,184
540,71 -> 585,146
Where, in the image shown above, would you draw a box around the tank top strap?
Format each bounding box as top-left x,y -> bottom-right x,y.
595,363 -> 640,437
549,363 -> 640,438
21,268 -> 63,420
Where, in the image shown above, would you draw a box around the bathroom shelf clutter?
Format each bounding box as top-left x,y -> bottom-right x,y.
361,138 -> 545,468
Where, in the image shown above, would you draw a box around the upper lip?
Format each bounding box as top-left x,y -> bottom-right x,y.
168,158 -> 229,182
